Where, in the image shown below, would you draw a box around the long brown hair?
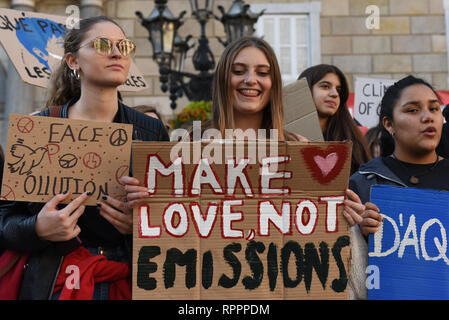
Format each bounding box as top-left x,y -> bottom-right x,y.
299,64 -> 372,172
211,36 -> 285,140
45,16 -> 124,108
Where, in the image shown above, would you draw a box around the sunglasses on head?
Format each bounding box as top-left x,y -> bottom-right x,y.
80,37 -> 136,58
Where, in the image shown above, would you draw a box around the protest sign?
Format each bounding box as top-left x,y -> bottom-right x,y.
0,8 -> 147,92
1,114 -> 132,206
353,77 -> 396,128
132,140 -> 352,299
282,78 -> 324,142
368,185 -> 449,300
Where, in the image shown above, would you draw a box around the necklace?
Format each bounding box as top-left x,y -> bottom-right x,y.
391,153 -> 440,185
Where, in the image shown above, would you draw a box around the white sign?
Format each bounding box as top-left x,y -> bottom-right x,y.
353,77 -> 396,128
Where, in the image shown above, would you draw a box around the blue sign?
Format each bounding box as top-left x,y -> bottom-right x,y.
368,185 -> 449,300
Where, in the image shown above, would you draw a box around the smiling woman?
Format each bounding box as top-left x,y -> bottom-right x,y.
299,64 -> 372,174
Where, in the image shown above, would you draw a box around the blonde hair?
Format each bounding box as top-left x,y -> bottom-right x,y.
211,36 -> 285,140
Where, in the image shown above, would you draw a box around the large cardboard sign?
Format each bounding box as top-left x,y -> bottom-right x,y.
1,114 -> 132,206
353,77 -> 396,128
132,140 -> 352,299
0,8 -> 147,92
368,185 -> 449,300
282,78 -> 324,142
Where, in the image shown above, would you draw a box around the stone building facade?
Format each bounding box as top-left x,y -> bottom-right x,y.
0,0 -> 447,145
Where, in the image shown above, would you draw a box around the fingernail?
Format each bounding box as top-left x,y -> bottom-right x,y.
96,203 -> 101,208
63,191 -> 68,195
102,195 -> 108,200
87,192 -> 93,196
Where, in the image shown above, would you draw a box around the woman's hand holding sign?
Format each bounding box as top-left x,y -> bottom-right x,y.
97,195 -> 133,235
120,175 -> 148,208
343,189 -> 383,237
35,192 -> 90,242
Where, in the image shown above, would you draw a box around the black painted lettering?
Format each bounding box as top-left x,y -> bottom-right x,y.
281,241 -> 304,288
201,250 -> 213,289
331,235 -> 350,293
218,243 -> 241,289
242,241 -> 265,290
24,67 -> 37,78
137,246 -> 161,290
163,248 -> 197,289
304,242 -> 329,292
267,243 -> 278,292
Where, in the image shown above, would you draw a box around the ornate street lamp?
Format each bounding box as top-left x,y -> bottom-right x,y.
136,0 -> 263,110
216,0 -> 265,47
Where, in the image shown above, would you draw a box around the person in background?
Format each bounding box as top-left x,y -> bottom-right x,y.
364,124 -> 382,158
0,16 -> 168,300
345,75 -> 449,299
134,104 -> 171,133
298,64 -> 372,174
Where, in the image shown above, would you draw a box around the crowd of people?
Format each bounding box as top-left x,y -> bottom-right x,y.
0,15 -> 448,300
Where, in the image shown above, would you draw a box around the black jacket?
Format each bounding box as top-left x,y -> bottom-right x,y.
0,100 -> 169,299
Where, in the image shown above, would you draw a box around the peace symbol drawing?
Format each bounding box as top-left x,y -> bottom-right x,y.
110,128 -> 128,147
58,153 -> 78,169
16,116 -> 34,134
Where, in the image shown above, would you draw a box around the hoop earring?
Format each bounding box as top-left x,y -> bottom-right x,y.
71,69 -> 80,80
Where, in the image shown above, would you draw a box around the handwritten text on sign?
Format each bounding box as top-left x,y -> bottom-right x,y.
0,8 -> 147,91
132,141 -> 352,300
368,185 -> 449,300
353,77 -> 396,128
1,114 -> 132,206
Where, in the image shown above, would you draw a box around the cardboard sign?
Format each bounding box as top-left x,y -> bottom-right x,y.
0,8 -> 147,92
368,185 -> 449,300
353,77 -> 396,128
282,78 -> 324,142
1,114 -> 132,206
132,140 -> 352,300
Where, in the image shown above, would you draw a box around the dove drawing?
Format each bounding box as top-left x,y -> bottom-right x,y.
8,143 -> 48,175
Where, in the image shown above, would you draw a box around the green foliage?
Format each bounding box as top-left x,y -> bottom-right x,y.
169,100 -> 212,129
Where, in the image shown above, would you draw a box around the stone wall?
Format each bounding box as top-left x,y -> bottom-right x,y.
319,0 -> 447,91
0,0 -> 447,121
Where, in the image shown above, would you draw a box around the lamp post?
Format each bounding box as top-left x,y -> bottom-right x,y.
136,0 -> 263,110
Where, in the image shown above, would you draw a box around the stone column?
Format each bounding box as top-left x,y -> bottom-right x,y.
81,0 -> 103,19
2,0 -> 36,149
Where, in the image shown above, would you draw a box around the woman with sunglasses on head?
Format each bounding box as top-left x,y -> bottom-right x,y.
0,16 -> 168,300
345,75 -> 449,299
298,64 -> 372,175
121,36 -> 309,206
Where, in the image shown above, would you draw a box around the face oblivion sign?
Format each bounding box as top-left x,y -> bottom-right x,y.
131,140 -> 352,300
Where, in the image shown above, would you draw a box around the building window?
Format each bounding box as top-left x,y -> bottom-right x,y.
252,2 -> 321,85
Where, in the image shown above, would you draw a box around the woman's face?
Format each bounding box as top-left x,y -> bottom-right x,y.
230,46 -> 272,118
72,21 -> 131,87
385,84 -> 443,157
311,72 -> 341,118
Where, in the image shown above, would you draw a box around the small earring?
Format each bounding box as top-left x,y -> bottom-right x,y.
71,69 -> 80,80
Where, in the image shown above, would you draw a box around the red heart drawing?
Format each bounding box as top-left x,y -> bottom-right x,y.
300,144 -> 349,184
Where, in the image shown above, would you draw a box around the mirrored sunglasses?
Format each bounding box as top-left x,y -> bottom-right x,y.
81,37 -> 136,58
